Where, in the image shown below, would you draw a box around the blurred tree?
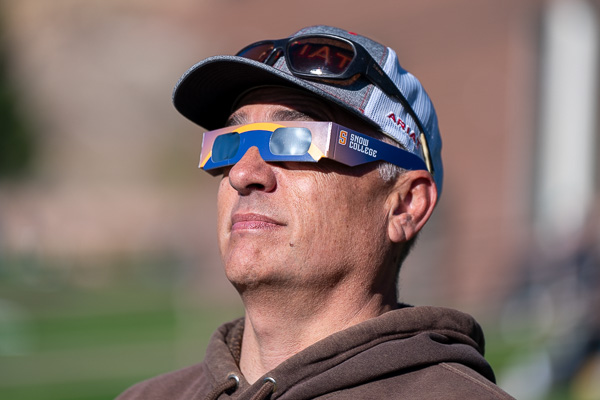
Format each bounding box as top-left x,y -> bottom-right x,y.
0,14 -> 36,180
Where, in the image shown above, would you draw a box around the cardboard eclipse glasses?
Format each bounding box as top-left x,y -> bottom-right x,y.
199,121 -> 429,175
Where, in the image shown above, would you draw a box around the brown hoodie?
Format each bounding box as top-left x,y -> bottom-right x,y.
116,305 -> 515,399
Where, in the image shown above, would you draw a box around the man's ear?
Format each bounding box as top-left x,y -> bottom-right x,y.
387,170 -> 438,243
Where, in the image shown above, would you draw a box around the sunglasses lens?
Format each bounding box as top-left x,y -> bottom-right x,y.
269,127 -> 312,156
287,38 -> 355,77
212,132 -> 240,162
237,43 -> 277,63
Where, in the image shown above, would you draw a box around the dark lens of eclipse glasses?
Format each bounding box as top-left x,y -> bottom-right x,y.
269,127 -> 312,155
212,132 -> 240,162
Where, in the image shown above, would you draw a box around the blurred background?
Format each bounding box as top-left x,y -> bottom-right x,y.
0,0 -> 599,399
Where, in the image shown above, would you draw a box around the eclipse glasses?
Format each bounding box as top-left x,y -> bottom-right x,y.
199,121 -> 428,175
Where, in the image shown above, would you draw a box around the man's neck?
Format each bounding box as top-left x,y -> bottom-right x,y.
238,285 -> 396,384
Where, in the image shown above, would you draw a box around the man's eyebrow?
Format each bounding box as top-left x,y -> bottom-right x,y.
225,113 -> 246,127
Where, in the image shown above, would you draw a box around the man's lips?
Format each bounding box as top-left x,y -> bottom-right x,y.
231,213 -> 285,232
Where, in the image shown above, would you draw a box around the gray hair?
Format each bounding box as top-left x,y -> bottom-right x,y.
373,131 -> 407,182
378,162 -> 405,182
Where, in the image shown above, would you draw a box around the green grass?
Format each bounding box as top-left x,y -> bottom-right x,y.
0,256 -> 243,400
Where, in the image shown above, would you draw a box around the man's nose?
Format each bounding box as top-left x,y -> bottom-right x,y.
227,147 -> 277,195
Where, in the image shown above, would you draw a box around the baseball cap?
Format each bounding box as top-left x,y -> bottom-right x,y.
172,25 -> 443,194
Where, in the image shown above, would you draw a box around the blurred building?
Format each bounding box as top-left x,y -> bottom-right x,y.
0,0 -> 599,315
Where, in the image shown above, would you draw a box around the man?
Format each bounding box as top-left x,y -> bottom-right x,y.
117,26 -> 514,399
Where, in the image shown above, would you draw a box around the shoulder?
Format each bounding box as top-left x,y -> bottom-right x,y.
115,362 -> 211,400
433,363 -> 515,399
315,362 -> 515,400
388,362 -> 515,400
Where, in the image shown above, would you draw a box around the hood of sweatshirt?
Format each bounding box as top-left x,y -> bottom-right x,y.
201,305 -> 502,399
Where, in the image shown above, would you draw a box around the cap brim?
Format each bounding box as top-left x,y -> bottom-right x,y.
172,55 -> 370,130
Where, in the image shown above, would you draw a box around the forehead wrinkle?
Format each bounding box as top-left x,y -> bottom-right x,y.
226,107 -> 316,127
270,109 -> 315,122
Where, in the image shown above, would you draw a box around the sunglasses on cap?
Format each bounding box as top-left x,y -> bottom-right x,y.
236,34 -> 425,132
199,121 -> 429,175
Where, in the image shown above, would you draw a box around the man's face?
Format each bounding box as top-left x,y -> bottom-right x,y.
216,87 -> 397,294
